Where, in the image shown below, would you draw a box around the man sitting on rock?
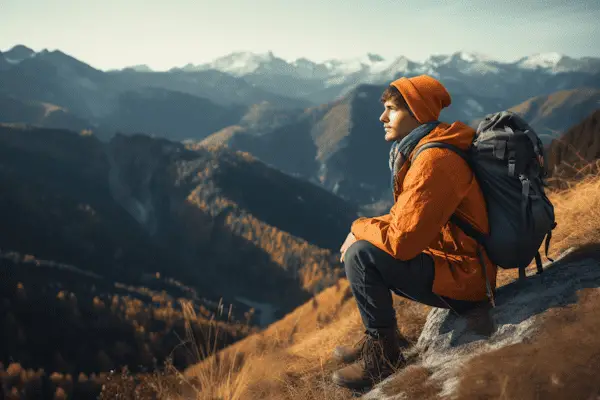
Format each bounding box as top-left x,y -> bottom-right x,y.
332,75 -> 495,390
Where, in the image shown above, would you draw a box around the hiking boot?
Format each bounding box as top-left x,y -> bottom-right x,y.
332,328 -> 407,391
332,328 -> 409,365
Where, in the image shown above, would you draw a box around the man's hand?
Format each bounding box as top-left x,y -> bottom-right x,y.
339,232 -> 357,263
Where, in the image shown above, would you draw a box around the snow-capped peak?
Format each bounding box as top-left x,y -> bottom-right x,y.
517,52 -> 565,69
191,50 -> 286,76
323,53 -> 389,75
3,44 -> 36,64
426,51 -> 497,67
171,49 -> 595,83
455,51 -> 496,63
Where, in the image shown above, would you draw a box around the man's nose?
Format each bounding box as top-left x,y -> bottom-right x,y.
379,112 -> 387,122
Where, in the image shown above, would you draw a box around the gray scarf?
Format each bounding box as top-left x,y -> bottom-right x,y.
389,121 -> 441,195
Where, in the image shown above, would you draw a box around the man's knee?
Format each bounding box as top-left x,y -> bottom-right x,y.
344,240 -> 377,277
345,240 -> 377,261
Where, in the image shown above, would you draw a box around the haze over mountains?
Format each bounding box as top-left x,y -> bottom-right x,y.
1,44 -> 599,205
2,45 -> 599,126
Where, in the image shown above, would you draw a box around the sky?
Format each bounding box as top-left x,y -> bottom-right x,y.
1,0 -> 599,71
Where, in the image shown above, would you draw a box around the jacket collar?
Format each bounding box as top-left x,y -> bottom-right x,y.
389,121 -> 441,173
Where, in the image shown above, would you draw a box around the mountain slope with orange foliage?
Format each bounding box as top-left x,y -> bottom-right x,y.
0,125 -> 358,399
507,88 -> 600,144
547,108 -> 600,183
170,170 -> 600,400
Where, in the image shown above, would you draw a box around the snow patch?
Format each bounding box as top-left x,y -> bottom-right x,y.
457,51 -> 496,63
518,52 -> 564,69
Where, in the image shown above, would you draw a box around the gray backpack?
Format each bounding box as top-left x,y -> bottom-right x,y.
412,111 -> 557,304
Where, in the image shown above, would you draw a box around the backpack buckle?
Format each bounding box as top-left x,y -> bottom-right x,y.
508,158 -> 516,177
494,141 -> 507,160
521,177 -> 530,197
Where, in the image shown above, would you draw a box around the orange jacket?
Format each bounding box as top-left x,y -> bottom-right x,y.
351,121 -> 496,302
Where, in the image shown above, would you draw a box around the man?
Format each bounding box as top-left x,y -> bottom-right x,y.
331,75 -> 496,390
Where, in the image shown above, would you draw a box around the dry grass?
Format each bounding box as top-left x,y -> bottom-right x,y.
200,295 -> 430,400
182,279 -> 363,399
454,288 -> 600,400
450,171 -> 600,400
546,173 -> 600,254
180,280 -> 430,400
175,169 -> 600,400
379,365 -> 443,400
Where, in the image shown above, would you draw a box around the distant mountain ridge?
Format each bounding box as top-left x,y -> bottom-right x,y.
199,85 -> 600,206
0,94 -> 93,132
179,50 -> 600,80
0,124 -> 357,319
1,44 -> 599,206
4,45 -> 599,109
173,49 -> 600,105
508,89 -> 600,144
0,45 -> 311,142
547,109 -> 600,182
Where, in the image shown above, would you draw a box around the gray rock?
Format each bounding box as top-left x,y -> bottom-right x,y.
363,247 -> 600,399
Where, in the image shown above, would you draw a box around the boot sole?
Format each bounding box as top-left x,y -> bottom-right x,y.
331,372 -> 374,391
331,370 -> 399,391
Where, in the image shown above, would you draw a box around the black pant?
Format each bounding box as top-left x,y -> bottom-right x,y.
344,240 -> 482,334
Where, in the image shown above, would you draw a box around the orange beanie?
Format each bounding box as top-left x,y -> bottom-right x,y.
390,75 -> 451,124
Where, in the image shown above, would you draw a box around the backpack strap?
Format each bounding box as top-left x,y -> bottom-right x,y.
515,127 -> 547,179
545,222 -> 557,262
452,214 -> 495,305
528,222 -> 557,278
523,129 -> 542,157
412,142 -> 496,306
411,142 -> 470,167
517,253 -> 542,279
477,245 -> 496,307
535,252 -> 543,275
449,214 -> 486,244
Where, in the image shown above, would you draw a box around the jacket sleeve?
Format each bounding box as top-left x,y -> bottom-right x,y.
351,148 -> 473,260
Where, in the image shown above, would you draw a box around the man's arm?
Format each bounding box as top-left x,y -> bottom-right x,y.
340,215 -> 390,262
351,148 -> 473,260
352,213 -> 392,228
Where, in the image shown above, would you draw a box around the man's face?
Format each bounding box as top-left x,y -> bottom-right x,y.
379,100 -> 420,142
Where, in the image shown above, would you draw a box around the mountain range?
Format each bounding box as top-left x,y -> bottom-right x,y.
0,122 -> 360,393
197,85 -> 600,206
0,122 -> 358,322
2,45 -> 599,120
1,44 -> 599,207
178,50 -> 600,84
175,50 -> 600,105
